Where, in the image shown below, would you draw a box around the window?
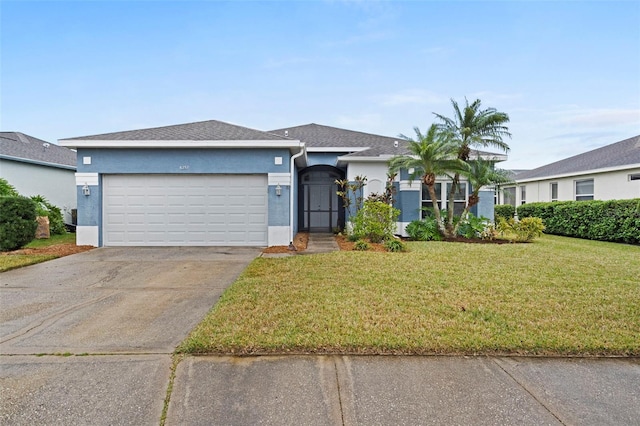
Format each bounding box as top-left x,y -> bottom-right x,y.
520,185 -> 526,205
447,182 -> 467,215
504,187 -> 516,207
550,182 -> 558,202
421,183 -> 442,218
629,173 -> 640,181
575,179 -> 594,201
421,182 -> 467,217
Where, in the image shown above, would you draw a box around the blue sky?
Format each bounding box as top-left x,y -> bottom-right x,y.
2,0 -> 639,169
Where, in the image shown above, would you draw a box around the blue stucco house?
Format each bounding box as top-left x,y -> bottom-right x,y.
60,120 -> 505,247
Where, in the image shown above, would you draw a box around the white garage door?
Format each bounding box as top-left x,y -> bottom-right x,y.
103,174 -> 267,246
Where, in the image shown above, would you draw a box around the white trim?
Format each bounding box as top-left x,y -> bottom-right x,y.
268,226 -> 290,246
0,155 -> 76,170
337,155 -> 393,163
268,172 -> 291,186
397,222 -> 411,237
77,226 -> 99,247
516,164 -> 640,183
400,180 -> 420,191
307,146 -> 369,152
59,139 -> 302,149
75,172 -> 99,186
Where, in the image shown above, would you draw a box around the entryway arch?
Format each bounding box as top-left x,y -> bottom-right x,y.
298,165 -> 345,232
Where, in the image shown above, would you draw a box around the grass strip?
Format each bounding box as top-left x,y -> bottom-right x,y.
179,235 -> 640,356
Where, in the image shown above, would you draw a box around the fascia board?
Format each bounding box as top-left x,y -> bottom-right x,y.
337,155 -> 392,163
0,155 -> 77,170
516,164 -> 640,183
306,147 -> 369,152
58,139 -> 302,150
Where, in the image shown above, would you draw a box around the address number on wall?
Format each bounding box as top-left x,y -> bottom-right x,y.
179,165 -> 190,170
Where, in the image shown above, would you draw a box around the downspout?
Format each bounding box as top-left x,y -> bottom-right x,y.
289,143 -> 306,244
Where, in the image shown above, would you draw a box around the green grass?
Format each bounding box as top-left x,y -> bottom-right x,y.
24,233 -> 76,248
179,235 -> 640,356
0,233 -> 75,272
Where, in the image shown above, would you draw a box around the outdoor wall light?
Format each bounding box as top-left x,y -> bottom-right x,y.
275,184 -> 282,196
82,184 -> 91,196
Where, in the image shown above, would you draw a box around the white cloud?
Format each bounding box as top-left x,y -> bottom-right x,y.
554,108 -> 640,128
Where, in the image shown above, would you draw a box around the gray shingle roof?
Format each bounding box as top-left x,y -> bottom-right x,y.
61,119 -> 291,141
516,135 -> 640,181
269,123 -> 505,159
269,123 -> 404,157
0,132 -> 76,168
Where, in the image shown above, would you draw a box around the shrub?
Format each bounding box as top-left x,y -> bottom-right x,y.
498,217 -> 545,242
494,204 -> 515,222
517,199 -> 640,244
351,200 -> 400,243
384,239 -> 407,252
354,239 -> 370,251
457,213 -> 491,239
405,218 -> 442,241
0,196 -> 38,251
0,178 -> 20,197
31,195 -> 66,235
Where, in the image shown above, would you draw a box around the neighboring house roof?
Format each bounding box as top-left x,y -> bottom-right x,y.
0,132 -> 76,169
516,135 -> 640,181
61,119 -> 291,142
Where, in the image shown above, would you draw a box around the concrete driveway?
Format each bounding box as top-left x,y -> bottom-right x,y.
0,247 -> 260,424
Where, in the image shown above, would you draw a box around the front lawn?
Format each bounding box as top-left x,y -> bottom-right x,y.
179,235 -> 640,356
0,233 -> 82,272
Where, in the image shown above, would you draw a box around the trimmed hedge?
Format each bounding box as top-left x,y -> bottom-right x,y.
494,204 -> 515,222
0,196 -> 38,251
517,199 -> 640,244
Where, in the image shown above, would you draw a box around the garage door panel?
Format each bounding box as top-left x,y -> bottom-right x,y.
103,174 -> 267,246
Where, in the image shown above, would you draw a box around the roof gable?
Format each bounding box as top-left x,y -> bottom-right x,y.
61,119 -> 289,142
517,135 -> 640,180
0,132 -> 76,168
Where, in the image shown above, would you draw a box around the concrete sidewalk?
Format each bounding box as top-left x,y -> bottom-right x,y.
167,355 -> 640,425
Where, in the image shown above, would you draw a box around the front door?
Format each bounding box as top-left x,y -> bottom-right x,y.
299,166 -> 344,232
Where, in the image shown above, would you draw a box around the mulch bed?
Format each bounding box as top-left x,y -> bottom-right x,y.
262,232 -> 309,254
2,244 -> 94,257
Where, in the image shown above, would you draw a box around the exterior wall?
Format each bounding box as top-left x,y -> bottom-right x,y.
346,162 -> 390,199
75,148 -> 293,247
0,159 -> 76,223
514,168 -> 640,204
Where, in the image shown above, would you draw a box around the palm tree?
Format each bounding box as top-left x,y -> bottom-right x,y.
434,98 -> 511,231
389,124 -> 466,236
455,158 -> 514,234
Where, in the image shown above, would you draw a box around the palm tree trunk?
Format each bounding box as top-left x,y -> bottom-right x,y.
427,184 -> 447,235
445,174 -> 459,238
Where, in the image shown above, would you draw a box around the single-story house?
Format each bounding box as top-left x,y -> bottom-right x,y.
0,132 -> 77,223
59,120 -> 506,247
498,135 -> 640,206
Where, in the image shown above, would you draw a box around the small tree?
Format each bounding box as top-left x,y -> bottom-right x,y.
335,175 -> 367,221
434,98 -> 511,235
389,124 -> 466,237
454,158 -> 513,235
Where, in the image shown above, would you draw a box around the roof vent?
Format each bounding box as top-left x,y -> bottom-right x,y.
284,130 -> 289,137
394,140 -> 398,148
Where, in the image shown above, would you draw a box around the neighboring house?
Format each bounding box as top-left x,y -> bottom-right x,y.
0,132 -> 77,223
500,135 -> 640,206
59,120 -> 506,247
